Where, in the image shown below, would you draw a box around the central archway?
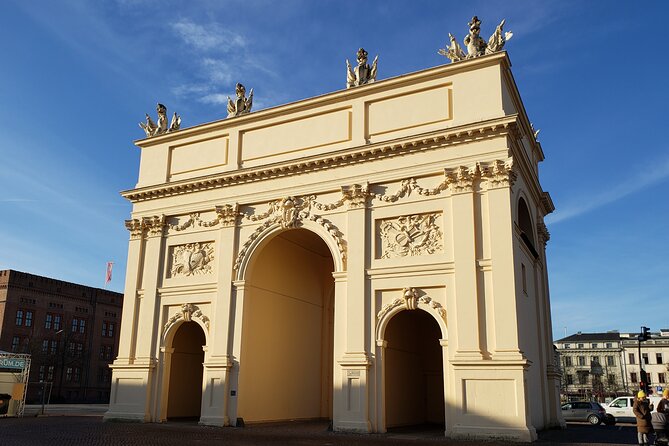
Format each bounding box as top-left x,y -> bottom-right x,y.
166,321 -> 205,420
238,228 -> 335,423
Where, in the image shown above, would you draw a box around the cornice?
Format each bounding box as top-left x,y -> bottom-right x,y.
122,115 -> 519,203
134,52 -> 509,148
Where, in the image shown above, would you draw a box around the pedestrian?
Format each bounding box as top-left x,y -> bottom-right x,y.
659,389 -> 669,414
633,390 -> 654,446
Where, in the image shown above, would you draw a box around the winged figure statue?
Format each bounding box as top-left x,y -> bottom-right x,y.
227,83 -> 253,118
346,48 -> 378,88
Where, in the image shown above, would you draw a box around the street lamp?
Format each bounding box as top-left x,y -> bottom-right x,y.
638,326 -> 651,393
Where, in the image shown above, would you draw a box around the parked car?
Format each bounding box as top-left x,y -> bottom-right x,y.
561,401 -> 610,425
603,396 -> 662,422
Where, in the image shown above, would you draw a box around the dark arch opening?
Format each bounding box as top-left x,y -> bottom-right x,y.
167,321 -> 205,420
385,309 -> 444,430
518,197 -> 537,257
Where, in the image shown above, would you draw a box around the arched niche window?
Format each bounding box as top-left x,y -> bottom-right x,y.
518,197 -> 538,259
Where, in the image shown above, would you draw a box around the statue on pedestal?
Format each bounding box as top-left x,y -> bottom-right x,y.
438,16 -> 512,63
346,48 -> 378,88
227,83 -> 253,118
139,103 -> 181,138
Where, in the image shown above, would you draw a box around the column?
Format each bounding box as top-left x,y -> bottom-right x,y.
449,166 -> 483,361
200,204 -> 238,426
334,185 -> 371,433
485,163 -> 524,361
115,218 -> 144,363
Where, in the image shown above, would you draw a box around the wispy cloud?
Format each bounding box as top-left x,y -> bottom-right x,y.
547,156 -> 669,224
171,19 -> 246,52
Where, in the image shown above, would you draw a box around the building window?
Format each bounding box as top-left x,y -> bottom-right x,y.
578,356 -> 586,366
564,356 -> 573,367
74,368 -> 81,383
42,340 -> 49,353
99,346 -> 105,360
47,366 -> 54,381
54,315 -> 62,330
607,374 -> 616,385
564,343 -> 571,349
566,374 -> 574,385
38,366 -> 45,381
578,372 -> 588,384
45,314 -> 52,329
606,342 -> 613,348
591,343 -> 598,348
15,310 -> 24,326
102,322 -> 107,337
79,319 -> 86,334
642,353 -> 649,365
606,355 -> 615,366
577,343 -> 584,349
68,342 -> 75,355
25,311 -> 33,327
66,367 -> 73,382
105,346 -> 113,360
659,373 -> 666,384
108,323 -> 115,338
629,353 -> 636,364
521,263 -> 527,294
631,372 -> 638,383
591,356 -> 600,365
657,353 -> 663,364
50,340 -> 58,355
11,336 -> 20,352
71,318 -> 78,332
76,343 -> 83,357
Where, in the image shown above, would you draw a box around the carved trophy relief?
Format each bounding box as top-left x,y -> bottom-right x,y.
377,212 -> 443,259
169,242 -> 215,277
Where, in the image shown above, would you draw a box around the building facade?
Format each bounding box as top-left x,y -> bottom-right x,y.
106,52 -> 562,441
0,270 -> 123,403
555,330 -> 669,400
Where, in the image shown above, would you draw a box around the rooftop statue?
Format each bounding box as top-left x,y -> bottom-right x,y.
346,48 -> 378,88
438,16 -> 512,63
227,83 -> 253,118
139,103 -> 181,138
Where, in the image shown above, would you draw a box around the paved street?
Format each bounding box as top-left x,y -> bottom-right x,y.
0,414 -> 643,446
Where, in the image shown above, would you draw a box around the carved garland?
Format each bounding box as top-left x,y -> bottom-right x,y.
163,303 -> 210,335
233,196 -> 347,271
377,287 -> 447,321
378,213 -> 443,259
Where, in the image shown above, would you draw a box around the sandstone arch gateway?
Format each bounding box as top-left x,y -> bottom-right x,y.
105,51 -> 563,441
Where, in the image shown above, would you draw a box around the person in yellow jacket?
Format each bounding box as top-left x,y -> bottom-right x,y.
634,390 -> 654,446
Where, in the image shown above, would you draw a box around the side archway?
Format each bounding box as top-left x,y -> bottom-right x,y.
375,289 -> 448,432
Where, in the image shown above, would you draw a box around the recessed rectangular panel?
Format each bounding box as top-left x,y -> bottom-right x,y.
241,108 -> 352,162
463,379 -> 517,419
366,84 -> 452,137
169,136 -> 229,178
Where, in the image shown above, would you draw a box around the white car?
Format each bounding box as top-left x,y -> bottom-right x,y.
603,396 -> 662,422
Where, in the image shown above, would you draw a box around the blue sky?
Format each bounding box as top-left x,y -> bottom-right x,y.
1,1 -> 667,341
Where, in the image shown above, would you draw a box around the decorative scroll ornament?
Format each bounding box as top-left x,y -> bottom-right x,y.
143,215 -> 166,237
216,204 -> 240,227
170,242 -> 214,277
139,103 -> 181,137
341,183 -> 370,209
438,16 -> 512,63
379,213 -> 443,259
234,195 -> 346,271
163,303 -> 210,335
125,219 -> 144,240
376,288 -> 446,321
346,48 -> 378,88
227,83 -> 253,118
537,218 -> 550,248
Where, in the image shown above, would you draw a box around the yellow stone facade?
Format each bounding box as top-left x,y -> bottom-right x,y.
105,52 -> 563,441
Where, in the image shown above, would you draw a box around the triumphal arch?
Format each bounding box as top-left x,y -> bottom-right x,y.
106,21 -> 562,441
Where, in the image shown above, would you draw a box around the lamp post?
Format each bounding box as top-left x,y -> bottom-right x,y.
638,326 -> 651,393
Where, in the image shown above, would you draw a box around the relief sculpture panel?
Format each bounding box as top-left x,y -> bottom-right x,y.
376,212 -> 443,259
169,242 -> 215,277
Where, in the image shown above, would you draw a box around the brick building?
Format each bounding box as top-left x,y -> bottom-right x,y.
0,270 -> 123,403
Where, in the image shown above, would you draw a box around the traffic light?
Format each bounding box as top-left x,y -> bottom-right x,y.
641,326 -> 651,341
640,370 -> 650,393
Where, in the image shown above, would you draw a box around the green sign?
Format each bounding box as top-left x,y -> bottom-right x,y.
0,357 -> 26,370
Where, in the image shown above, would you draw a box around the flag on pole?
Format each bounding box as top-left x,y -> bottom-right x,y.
105,262 -> 113,285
